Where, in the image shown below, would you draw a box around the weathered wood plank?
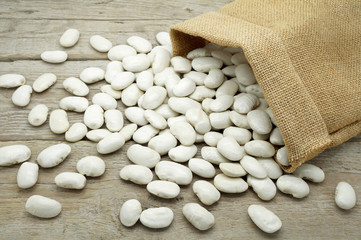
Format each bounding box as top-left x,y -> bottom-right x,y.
0,19 -> 175,61
0,0 -> 231,21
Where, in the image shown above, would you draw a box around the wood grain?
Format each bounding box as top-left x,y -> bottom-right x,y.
0,1 -> 360,239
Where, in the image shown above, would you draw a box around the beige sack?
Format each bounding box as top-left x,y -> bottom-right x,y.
170,0 -> 361,172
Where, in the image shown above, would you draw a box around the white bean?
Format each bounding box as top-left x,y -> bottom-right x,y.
219,162 -> 247,177
258,158 -> 283,180
55,172 -> 86,189
204,131 -> 223,147
0,74 -> 25,88
155,160 -> 193,185
276,175 -> 310,198
127,36 -> 152,53
104,109 -> 124,132
168,145 -> 197,163
217,136 -> 245,161
213,173 -> 248,193
229,110 -> 251,129
187,48 -> 212,59
148,132 -> 177,155
185,108 -> 211,134
184,71 -> 207,86
97,133 -> 125,154
59,28 -> 79,47
59,96 -> 89,112
247,175 -> 277,201
269,127 -> 284,146
156,32 -> 171,46
63,77 -> 89,96
65,122 -> 87,142
25,195 -> 62,218
140,207 -> 174,229
144,110 -> 167,130
152,48 -> 171,74
188,158 -> 216,178
171,56 -> 191,73
86,129 -> 111,142
49,109 -> 69,134
108,45 -> 136,61
120,165 -> 153,185
248,204 -> 282,233
293,163 -> 325,183
79,67 -> 105,84
28,104 -> 48,126
132,124 -> 159,144
168,97 -> 201,114
335,181 -> 356,210
204,68 -> 225,88
201,146 -> 229,165
193,180 -> 220,205
124,107 -> 148,126
41,51 -> 67,63
172,78 -> 196,97
120,199 -> 142,227
136,69 -> 153,91
209,111 -> 232,130
119,124 -> 138,142
17,162 -> 39,189
90,35 -> 112,52
223,126 -> 252,145
105,61 -> 123,83
211,50 -> 233,65
244,140 -> 275,158
210,95 -> 234,112
32,73 -> 57,93
247,110 -> 272,135
240,155 -> 267,178
110,71 -> 135,90
233,93 -> 259,114
76,156 -> 105,177
37,143 -> 71,168
276,146 -> 290,166
141,86 -> 167,110
155,104 -> 178,119
146,180 -> 180,199
121,83 -> 144,107
189,86 -> 216,101
122,54 -> 151,72
84,104 -> 104,130
127,144 -> 160,168
170,121 -> 196,146
235,64 -> 256,86
191,57 -> 223,72
12,85 -> 32,107
183,203 -> 215,231
100,84 -> 122,99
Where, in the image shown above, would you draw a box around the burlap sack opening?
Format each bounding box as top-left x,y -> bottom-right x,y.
170,0 -> 361,172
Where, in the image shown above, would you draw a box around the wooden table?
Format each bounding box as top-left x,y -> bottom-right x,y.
0,1 -> 360,239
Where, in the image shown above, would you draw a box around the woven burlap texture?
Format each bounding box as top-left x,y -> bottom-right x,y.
170,0 -> 361,172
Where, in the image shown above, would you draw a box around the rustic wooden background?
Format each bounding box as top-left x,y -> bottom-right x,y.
0,0 -> 360,239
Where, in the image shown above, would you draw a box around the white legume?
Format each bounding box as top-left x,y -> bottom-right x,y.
90,35 -> 112,52
28,104 -> 48,126
25,195 -> 62,218
127,144 -> 160,168
76,156 -> 105,177
37,143 -> 71,168
59,96 -> 89,112
41,51 -> 67,63
193,180 -> 220,205
335,181 -> 356,210
86,129 -> 111,142
12,85 -> 32,107
276,175 -> 310,198
59,28 -> 80,47
97,133 -> 125,154
63,77 -> 89,96
217,136 -> 245,161
80,67 -> 105,84
213,173 -> 248,193
120,199 -> 142,227
120,165 -> 153,185
55,172 -> 86,189
155,160 -> 193,185
182,203 -> 215,231
247,175 -> 277,201
17,162 -> 39,189
219,162 -> 247,177
168,145 -> 197,163
140,207 -> 174,229
32,73 -> 57,93
146,180 -> 180,199
132,124 -> 159,144
84,104 -> 104,130
293,163 -> 325,183
104,109 -> 124,132
65,122 -> 87,142
49,109 -> 69,134
188,158 -> 216,178
0,74 -> 25,88
248,204 -> 282,233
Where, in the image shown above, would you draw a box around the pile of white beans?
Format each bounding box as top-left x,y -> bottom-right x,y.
0,28 -> 357,233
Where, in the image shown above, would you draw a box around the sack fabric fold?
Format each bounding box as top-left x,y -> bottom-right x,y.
170,0 -> 361,172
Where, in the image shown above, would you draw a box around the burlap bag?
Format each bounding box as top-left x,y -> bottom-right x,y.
170,0 -> 361,172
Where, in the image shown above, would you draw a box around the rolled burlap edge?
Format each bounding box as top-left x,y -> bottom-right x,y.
169,11 -> 343,173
